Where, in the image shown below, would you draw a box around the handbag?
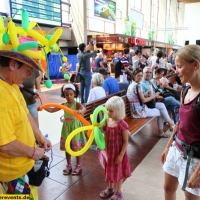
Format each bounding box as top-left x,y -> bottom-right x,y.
27,157 -> 49,186
136,83 -> 156,108
74,54 -> 84,83
74,73 -> 81,83
145,99 -> 156,108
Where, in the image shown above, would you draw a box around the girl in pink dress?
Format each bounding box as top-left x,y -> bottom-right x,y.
100,96 -> 131,200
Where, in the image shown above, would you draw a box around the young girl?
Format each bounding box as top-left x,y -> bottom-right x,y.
44,83 -> 87,175
100,96 -> 131,200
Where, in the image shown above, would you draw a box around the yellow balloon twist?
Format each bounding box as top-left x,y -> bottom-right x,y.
65,106 -> 108,156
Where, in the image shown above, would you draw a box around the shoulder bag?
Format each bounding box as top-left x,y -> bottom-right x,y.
137,83 -> 156,108
136,83 -> 156,108
74,54 -> 83,83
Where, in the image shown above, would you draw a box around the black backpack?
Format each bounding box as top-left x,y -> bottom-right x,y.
114,60 -> 122,78
182,85 -> 200,117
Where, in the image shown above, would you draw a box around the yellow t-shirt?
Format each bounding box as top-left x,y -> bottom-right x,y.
0,80 -> 35,182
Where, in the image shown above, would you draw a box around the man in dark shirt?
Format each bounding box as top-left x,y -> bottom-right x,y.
77,41 -> 97,103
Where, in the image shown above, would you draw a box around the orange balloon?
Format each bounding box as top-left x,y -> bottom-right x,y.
38,103 -> 92,137
40,59 -> 47,71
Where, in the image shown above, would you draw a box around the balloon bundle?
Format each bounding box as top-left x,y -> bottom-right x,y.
38,104 -> 108,156
0,8 -> 67,88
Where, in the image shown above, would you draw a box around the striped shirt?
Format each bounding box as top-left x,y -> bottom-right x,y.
120,55 -> 130,69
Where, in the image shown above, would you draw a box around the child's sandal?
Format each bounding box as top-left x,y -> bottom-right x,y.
71,164 -> 81,175
109,191 -> 123,200
63,164 -> 72,175
100,187 -> 115,198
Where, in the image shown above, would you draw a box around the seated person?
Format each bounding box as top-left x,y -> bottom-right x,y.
87,73 -> 106,103
98,68 -> 119,96
152,68 -> 180,123
127,69 -> 174,138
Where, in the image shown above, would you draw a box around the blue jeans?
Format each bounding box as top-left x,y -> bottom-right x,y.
79,71 -> 92,103
163,96 -> 180,123
27,103 -> 38,118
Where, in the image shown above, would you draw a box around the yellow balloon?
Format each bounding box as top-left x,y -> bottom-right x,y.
21,32 -> 27,37
65,125 -> 94,156
28,21 -> 36,30
26,29 -> 48,46
0,44 -> 12,50
21,50 -> 45,60
41,46 -> 50,55
8,21 -> 19,48
0,27 -> 6,34
16,27 -> 26,34
62,56 -> 67,62
49,28 -> 63,46
0,16 -> 4,30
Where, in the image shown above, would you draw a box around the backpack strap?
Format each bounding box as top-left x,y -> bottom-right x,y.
136,83 -> 143,106
181,85 -> 191,103
197,96 -> 200,117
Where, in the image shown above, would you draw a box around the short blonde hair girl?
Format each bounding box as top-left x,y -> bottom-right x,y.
105,96 -> 125,119
92,73 -> 104,86
175,45 -> 200,63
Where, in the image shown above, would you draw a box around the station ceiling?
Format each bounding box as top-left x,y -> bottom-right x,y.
178,0 -> 200,3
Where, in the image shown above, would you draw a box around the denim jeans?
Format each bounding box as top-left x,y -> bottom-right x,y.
163,96 -> 180,123
79,71 -> 92,103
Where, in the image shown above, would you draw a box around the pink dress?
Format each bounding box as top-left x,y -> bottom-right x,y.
103,119 -> 131,183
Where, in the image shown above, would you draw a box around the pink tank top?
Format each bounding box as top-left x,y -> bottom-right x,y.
176,94 -> 200,151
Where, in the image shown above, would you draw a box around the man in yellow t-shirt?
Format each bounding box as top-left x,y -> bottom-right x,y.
0,50 -> 52,199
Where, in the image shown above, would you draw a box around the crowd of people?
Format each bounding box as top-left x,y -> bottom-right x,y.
1,43 -> 200,200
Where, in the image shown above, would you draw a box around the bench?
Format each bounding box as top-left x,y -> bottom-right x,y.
83,90 -> 155,136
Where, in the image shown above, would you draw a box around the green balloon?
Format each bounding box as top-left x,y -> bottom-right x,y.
64,73 -> 69,80
94,126 -> 106,150
12,48 -> 18,51
2,33 -> 10,45
22,10 -> 29,30
46,35 -> 52,40
92,106 -> 108,128
45,80 -> 52,88
18,42 -> 39,51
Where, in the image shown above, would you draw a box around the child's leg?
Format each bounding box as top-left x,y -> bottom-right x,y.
76,155 -> 81,165
108,182 -> 115,190
115,179 -> 123,193
71,156 -> 82,175
63,152 -> 72,175
66,152 -> 71,165
109,179 -> 123,199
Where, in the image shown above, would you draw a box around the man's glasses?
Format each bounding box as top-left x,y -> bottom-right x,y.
145,71 -> 152,74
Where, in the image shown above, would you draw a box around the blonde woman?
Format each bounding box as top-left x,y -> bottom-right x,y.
87,73 -> 106,103
162,45 -> 200,200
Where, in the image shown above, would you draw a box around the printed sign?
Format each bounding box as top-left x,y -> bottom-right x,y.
94,0 -> 116,21
10,0 -> 61,26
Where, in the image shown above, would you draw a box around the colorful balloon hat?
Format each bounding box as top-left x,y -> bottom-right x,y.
0,8 -> 66,88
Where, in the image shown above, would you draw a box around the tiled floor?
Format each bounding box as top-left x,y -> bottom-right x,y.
37,80 -> 169,200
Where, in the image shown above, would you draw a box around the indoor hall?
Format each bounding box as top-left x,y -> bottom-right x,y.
37,81 -> 183,200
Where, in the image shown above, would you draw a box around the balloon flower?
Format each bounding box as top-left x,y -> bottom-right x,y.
38,104 -> 108,156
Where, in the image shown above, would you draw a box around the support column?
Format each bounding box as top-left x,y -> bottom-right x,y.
83,0 -> 87,44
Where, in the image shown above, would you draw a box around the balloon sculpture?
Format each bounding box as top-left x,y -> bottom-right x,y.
38,104 -> 108,156
0,8 -> 67,88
